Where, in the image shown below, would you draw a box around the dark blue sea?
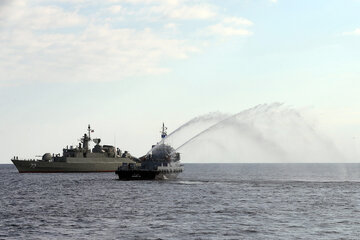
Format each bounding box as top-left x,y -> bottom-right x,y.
1,163 -> 360,240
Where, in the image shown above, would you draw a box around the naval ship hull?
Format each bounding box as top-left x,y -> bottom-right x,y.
12,159 -> 134,173
11,124 -> 138,173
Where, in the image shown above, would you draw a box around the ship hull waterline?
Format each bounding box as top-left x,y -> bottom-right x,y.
12,160 -> 133,173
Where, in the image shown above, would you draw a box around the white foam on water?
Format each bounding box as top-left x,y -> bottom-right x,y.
177,180 -> 205,185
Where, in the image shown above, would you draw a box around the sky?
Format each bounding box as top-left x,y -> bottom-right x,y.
1,0 -> 360,163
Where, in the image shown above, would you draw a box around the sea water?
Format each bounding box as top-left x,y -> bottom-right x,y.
1,163 -> 360,240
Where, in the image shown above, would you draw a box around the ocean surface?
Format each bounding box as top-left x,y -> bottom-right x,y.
1,163 -> 360,240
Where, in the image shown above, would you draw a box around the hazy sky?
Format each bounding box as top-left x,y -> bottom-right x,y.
1,0 -> 360,163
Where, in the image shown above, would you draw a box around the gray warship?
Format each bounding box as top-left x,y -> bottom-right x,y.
11,125 -> 136,173
115,123 -> 183,180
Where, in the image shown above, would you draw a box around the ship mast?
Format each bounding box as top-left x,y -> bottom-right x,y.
161,123 -> 167,139
88,124 -> 92,140
82,124 -> 93,151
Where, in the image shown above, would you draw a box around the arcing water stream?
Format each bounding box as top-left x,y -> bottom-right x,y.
150,103 -> 346,163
